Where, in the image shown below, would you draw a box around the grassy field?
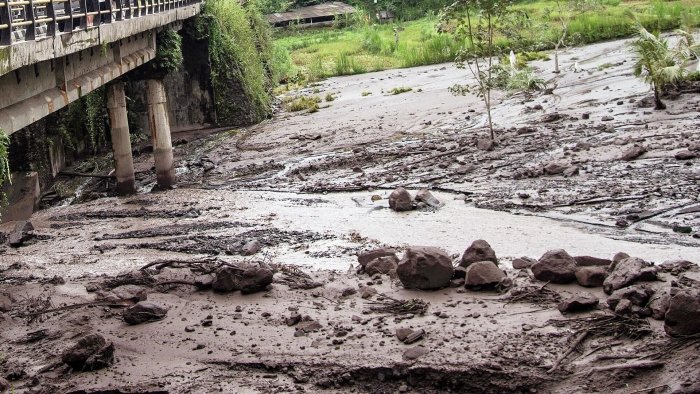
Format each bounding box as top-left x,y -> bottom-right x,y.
273,0 -> 700,83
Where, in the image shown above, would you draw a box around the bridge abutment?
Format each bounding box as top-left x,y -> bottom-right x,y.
146,79 -> 176,188
106,82 -> 137,195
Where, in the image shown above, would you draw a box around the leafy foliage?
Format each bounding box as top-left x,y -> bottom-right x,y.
631,25 -> 696,109
0,128 -> 10,196
196,0 -> 274,125
444,0 -> 515,139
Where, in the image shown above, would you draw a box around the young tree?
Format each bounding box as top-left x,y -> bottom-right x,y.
443,0 -> 513,141
632,26 -> 691,110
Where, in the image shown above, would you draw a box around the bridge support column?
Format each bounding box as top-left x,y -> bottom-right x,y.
146,79 -> 176,188
106,82 -> 136,195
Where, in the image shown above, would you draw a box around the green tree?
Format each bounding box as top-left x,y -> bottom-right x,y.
632,26 -> 692,110
444,0 -> 513,140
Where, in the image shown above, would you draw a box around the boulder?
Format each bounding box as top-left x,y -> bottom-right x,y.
531,249 -> 578,284
675,150 -> 697,160
607,285 -> 654,310
96,285 -> 148,303
603,257 -> 657,294
237,265 -> 274,294
123,301 -> 168,325
664,290 -> 700,336
8,221 -> 34,247
460,240 -> 497,269
558,293 -> 599,313
544,161 -> 568,175
575,266 -> 608,287
512,257 -> 536,269
464,261 -> 505,288
611,252 -> 630,270
648,288 -> 671,320
476,138 -> 494,151
415,189 -> 443,208
61,334 -> 114,371
574,256 -> 611,267
389,187 -> 413,211
620,145 -> 646,161
212,264 -> 273,294
242,239 -> 261,256
397,247 -> 454,290
365,256 -> 398,276
357,248 -> 398,269
194,274 -> 215,290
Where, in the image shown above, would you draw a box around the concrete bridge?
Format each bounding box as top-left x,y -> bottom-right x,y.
0,0 -> 203,194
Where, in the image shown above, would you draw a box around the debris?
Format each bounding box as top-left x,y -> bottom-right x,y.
367,294 -> 429,316
61,334 -> 115,371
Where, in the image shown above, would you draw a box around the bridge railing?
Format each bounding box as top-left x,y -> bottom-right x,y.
0,0 -> 201,46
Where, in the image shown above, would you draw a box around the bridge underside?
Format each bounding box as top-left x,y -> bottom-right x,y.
0,3 -> 200,135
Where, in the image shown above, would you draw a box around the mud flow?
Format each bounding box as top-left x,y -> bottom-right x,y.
1,36 -> 700,393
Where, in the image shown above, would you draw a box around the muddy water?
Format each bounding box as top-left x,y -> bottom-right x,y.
236,190 -> 700,270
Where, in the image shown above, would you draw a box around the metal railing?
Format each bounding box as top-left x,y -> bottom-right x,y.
0,0 -> 201,46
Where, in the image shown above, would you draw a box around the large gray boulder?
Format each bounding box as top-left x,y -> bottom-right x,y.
531,249 -> 578,284
603,257 -> 657,295
123,301 -> 168,325
460,240 -> 497,269
464,261 -> 505,288
664,289 -> 700,337
389,187 -> 413,212
397,247 -> 454,290
213,264 -> 273,294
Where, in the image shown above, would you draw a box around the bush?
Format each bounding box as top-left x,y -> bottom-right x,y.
284,95 -> 321,112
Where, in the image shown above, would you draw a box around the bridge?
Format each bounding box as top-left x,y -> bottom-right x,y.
0,0 -> 203,195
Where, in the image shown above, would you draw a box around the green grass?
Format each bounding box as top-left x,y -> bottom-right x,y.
283,95 -> 321,112
273,0 -> 700,83
388,87 -> 413,95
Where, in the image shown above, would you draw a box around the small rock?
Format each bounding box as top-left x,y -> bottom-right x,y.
242,239 -> 261,256
512,257 -> 536,269
476,138 -> 494,151
460,240 -> 497,269
0,294 -> 13,312
397,247 -> 454,290
8,221 -> 34,247
360,286 -> 378,299
575,267 -> 608,287
601,115 -> 614,121
96,285 -> 148,303
558,293 -> 599,313
648,288 -> 671,320
531,249 -> 578,284
544,161 -> 568,175
61,334 -> 114,371
358,248 -> 399,270
194,274 -> 215,290
563,166 -> 579,177
286,313 -> 302,326
123,301 -> 167,325
620,145 -> 646,161
402,346 -> 429,361
415,189 -> 443,208
365,256 -> 398,276
295,320 -> 322,336
607,285 -> 655,310
464,261 -> 505,289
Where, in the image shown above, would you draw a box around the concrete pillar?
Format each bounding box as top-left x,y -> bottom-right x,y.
106,82 -> 136,195
146,79 -> 176,188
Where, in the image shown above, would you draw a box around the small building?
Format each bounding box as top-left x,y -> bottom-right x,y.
377,10 -> 395,24
266,2 -> 356,28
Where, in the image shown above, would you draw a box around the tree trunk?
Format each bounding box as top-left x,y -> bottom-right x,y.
554,45 -> 560,74
653,84 -> 666,110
